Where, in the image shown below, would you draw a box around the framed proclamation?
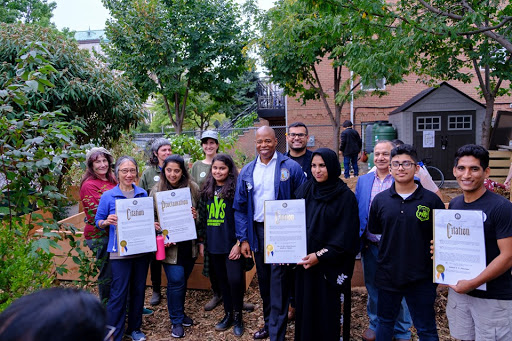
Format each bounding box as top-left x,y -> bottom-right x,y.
155,187 -> 197,243
115,196 -> 157,256
433,209 -> 487,290
264,199 -> 307,264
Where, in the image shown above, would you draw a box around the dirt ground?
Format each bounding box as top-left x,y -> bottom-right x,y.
131,278 -> 455,341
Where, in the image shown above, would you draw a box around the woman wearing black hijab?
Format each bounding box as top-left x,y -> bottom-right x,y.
294,148 -> 360,341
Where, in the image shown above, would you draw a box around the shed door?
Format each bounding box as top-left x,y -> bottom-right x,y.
413,111 -> 476,180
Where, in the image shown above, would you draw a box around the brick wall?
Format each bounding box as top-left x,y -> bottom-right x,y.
285,57 -> 512,150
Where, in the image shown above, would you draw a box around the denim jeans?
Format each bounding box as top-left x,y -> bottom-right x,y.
377,279 -> 439,341
343,154 -> 359,178
361,243 -> 411,339
107,255 -> 149,341
86,236 -> 112,304
163,257 -> 195,324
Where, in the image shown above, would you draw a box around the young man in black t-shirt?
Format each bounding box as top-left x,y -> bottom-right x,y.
447,144 -> 512,341
368,144 -> 444,341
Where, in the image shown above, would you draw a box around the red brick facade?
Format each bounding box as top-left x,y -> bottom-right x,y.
286,58 -> 512,147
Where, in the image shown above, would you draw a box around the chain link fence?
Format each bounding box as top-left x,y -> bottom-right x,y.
133,123 -> 376,171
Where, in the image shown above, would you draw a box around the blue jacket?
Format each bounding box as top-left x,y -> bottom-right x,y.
234,152 -> 306,252
355,172 -> 377,238
95,184 -> 148,253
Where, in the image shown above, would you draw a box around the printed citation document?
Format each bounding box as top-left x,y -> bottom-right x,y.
155,187 -> 197,243
264,199 -> 307,264
115,197 -> 156,256
433,209 -> 487,290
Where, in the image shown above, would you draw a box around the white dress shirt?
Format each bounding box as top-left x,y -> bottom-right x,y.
252,152 -> 277,222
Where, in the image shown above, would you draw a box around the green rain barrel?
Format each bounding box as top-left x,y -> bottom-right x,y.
373,121 -> 397,145
368,152 -> 375,169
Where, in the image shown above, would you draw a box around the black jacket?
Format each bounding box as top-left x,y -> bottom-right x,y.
339,128 -> 362,156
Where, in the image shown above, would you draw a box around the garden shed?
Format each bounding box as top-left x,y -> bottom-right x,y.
388,82 -> 486,180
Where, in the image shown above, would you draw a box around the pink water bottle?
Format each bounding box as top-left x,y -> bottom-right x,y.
156,234 -> 165,260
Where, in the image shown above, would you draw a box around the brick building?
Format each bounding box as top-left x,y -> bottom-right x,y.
282,57 -> 512,151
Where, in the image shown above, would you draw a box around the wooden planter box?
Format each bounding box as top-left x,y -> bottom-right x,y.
30,211 -> 256,289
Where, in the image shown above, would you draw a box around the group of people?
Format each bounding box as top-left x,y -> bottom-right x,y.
2,121 -> 511,341
357,140 -> 512,341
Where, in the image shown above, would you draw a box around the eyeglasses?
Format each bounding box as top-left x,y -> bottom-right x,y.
104,325 -> 116,341
390,161 -> 416,169
119,168 -> 137,174
286,133 -> 307,138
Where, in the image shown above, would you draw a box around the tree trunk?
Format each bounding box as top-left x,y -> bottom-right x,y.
333,103 -> 342,153
481,97 -> 494,149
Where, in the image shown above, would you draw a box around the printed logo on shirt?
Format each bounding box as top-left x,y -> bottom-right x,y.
280,168 -> 290,181
200,171 -> 206,178
153,175 -> 160,182
416,205 -> 430,222
207,196 -> 226,227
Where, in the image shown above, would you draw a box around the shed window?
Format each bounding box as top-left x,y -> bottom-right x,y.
416,116 -> 441,131
448,115 -> 472,130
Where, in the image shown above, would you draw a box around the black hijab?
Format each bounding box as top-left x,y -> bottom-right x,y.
296,148 -> 347,202
295,148 -> 360,259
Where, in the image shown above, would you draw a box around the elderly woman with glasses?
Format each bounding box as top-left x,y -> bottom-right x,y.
95,156 -> 156,341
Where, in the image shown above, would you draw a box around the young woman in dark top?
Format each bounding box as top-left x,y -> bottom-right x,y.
198,153 -> 245,336
294,148 -> 360,341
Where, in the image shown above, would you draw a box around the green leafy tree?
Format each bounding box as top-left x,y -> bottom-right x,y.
0,43 -> 93,310
0,23 -> 147,148
310,0 -> 512,148
259,0 -> 408,151
219,69 -> 259,119
0,0 -> 56,26
185,92 -> 220,132
102,0 -> 251,134
389,0 -> 512,148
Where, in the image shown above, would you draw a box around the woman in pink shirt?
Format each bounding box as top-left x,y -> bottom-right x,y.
80,147 -> 117,304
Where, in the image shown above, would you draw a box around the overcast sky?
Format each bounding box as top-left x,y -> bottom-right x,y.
52,0 -> 275,31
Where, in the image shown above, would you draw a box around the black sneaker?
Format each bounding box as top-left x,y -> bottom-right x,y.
183,314 -> 193,327
171,324 -> 185,338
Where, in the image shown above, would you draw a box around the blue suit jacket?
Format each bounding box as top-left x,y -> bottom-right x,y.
355,172 -> 377,238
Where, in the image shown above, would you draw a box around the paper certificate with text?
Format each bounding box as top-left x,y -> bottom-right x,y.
115,197 -> 156,256
264,199 -> 307,264
155,188 -> 197,243
433,209 -> 486,290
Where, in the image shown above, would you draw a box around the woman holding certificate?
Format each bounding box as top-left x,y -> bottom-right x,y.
198,154 -> 245,336
151,155 -> 200,339
95,156 -> 152,341
294,148 -> 360,341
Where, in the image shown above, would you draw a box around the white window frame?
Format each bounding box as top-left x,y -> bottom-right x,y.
416,116 -> 442,131
361,77 -> 386,91
448,115 -> 472,131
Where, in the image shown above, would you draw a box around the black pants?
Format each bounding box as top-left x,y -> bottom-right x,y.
254,222 -> 271,330
254,222 -> 292,340
210,253 -> 244,314
206,252 -> 222,297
